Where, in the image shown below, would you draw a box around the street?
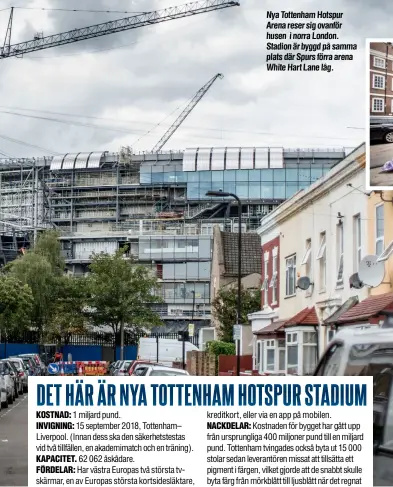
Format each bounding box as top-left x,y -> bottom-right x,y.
0,394 -> 28,486
370,143 -> 393,186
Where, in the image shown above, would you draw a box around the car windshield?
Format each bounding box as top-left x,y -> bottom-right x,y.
149,369 -> 186,376
384,384 -> 393,449
8,361 -> 18,373
0,362 -> 5,374
344,343 -> 393,376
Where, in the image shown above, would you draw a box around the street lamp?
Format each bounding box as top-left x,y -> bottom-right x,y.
206,190 -> 242,376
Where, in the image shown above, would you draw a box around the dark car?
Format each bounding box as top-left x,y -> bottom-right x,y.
370,117 -> 393,143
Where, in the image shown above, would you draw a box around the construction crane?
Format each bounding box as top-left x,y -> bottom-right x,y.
0,1 -> 240,59
151,73 -> 223,153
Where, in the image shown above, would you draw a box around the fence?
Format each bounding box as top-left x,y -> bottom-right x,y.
0,331 -> 199,362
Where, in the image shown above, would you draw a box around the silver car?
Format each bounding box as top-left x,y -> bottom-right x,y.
114,360 -> 133,376
9,357 -> 28,393
0,361 -> 15,407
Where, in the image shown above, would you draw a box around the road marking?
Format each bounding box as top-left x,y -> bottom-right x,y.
0,394 -> 28,418
1,439 -> 8,442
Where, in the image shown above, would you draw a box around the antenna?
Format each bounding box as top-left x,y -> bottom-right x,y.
358,255 -> 385,288
296,276 -> 312,291
349,273 -> 364,289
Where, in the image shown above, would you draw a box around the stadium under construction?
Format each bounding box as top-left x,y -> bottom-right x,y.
0,146 -> 348,334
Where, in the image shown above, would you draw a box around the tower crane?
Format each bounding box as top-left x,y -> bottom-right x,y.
0,0 -> 240,59
151,73 -> 223,153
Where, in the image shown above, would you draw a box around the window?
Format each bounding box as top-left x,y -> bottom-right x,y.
316,232 -> 326,291
270,250 -> 278,304
327,328 -> 336,343
353,214 -> 362,272
336,224 -> 344,286
374,56 -> 386,69
301,239 -> 312,286
285,255 -> 296,296
256,341 -> 262,371
373,74 -> 385,89
315,343 -> 344,376
266,340 -> 275,371
376,204 -> 385,256
286,333 -> 298,374
372,98 -> 384,112
263,254 -> 269,305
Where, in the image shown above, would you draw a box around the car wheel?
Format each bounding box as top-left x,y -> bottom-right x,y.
2,401 -> 8,409
23,386 -> 28,393
8,395 -> 13,405
384,131 -> 393,143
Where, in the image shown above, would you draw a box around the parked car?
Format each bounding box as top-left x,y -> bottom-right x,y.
16,356 -> 39,376
8,357 -> 28,393
314,326 -> 393,486
114,360 -> 133,376
18,354 -> 45,375
370,117 -> 393,143
0,360 -> 15,407
130,361 -> 165,376
110,360 -> 124,376
135,365 -> 189,376
6,360 -> 22,397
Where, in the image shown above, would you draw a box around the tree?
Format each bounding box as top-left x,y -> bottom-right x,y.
0,276 -> 33,339
7,252 -> 57,332
5,230 -> 65,333
32,230 -> 64,275
87,248 -> 163,358
212,286 -> 261,343
44,276 -> 89,347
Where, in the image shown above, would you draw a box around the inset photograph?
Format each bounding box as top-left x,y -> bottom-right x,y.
368,40 -> 393,188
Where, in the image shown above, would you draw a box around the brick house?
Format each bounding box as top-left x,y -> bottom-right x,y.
261,235 -> 280,309
369,42 -> 393,115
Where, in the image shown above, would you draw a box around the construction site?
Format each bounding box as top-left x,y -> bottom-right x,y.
0,0 -> 349,333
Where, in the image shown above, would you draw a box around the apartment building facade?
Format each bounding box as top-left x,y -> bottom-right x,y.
370,42 -> 393,115
251,143 -> 369,375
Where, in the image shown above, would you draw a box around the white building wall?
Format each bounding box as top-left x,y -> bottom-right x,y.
258,144 -> 369,355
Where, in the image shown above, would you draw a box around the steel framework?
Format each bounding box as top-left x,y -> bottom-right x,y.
151,73 -> 224,153
0,0 -> 240,59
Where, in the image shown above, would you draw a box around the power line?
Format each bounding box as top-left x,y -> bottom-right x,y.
0,134 -> 59,155
0,110 -> 147,135
0,105 -> 361,142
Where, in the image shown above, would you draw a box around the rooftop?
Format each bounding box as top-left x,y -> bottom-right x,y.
221,231 -> 262,277
284,306 -> 319,328
336,292 -> 393,324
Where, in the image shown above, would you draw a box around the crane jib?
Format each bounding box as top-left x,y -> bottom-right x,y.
0,0 -> 240,59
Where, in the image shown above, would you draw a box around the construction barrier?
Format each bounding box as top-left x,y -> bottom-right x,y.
49,361 -> 109,376
78,361 -> 108,376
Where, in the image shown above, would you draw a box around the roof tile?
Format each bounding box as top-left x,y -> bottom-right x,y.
254,320 -> 286,335
221,231 -> 261,277
336,292 -> 393,323
283,306 -> 319,328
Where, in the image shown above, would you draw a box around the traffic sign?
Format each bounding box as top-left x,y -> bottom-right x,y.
233,324 -> 241,341
188,323 -> 195,336
47,363 -> 59,375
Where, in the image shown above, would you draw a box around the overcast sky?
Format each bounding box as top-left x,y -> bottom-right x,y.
0,0 -> 383,158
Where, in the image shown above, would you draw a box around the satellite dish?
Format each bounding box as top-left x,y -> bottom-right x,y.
296,276 -> 312,291
349,273 -> 364,289
358,255 -> 385,288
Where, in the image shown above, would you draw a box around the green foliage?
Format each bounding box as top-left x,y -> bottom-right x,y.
206,340 -> 235,356
212,286 -> 261,342
86,248 -> 163,334
44,276 -> 89,346
8,251 -> 57,331
32,230 -> 64,275
0,276 -> 33,334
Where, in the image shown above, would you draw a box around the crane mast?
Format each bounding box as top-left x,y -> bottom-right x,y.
0,0 -> 240,59
151,73 -> 223,153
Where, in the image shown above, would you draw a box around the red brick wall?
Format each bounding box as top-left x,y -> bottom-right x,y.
261,236 -> 280,309
218,355 -> 253,373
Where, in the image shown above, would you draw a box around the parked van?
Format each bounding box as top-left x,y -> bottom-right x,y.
314,326 -> 393,486
137,337 -> 199,366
